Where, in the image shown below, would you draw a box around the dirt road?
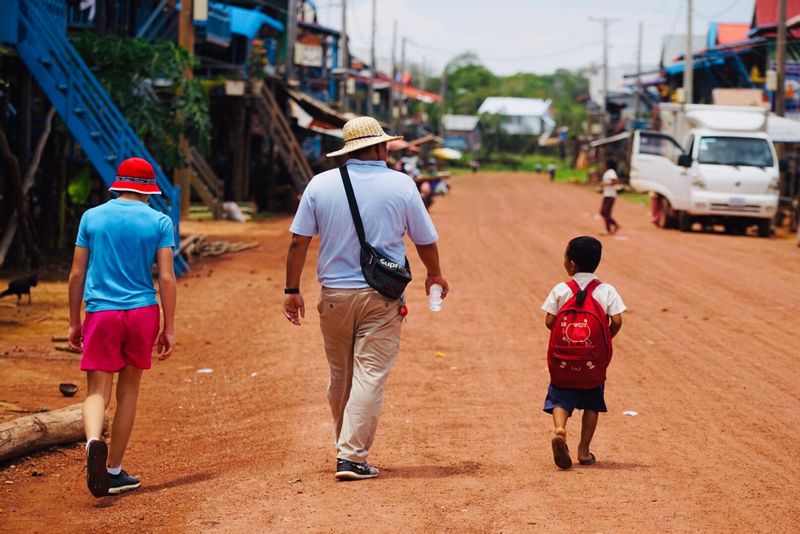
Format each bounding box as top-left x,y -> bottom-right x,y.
2,172 -> 799,532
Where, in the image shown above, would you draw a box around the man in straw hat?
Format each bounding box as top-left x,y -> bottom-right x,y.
67,157 -> 177,497
284,116 -> 449,480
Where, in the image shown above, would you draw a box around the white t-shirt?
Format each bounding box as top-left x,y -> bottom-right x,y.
541,273 -> 626,317
602,169 -> 618,198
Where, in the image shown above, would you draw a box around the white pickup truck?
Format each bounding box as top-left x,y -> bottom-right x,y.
629,104 -> 781,237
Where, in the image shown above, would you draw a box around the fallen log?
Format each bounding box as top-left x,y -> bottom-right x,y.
0,403 -> 107,463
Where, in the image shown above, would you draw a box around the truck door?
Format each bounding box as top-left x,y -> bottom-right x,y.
630,131 -> 691,210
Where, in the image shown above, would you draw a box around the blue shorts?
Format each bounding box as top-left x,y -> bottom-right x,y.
543,384 -> 607,416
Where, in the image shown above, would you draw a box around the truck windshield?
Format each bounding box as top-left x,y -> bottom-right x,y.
697,137 -> 774,167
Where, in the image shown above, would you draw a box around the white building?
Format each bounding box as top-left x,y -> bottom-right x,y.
477,97 -> 555,136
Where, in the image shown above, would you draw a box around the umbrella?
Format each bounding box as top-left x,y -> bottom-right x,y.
432,148 -> 463,160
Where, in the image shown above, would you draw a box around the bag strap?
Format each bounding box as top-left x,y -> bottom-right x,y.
566,278 -> 602,306
340,165 -> 366,246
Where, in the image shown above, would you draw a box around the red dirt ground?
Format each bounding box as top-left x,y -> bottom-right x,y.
1,172 -> 799,533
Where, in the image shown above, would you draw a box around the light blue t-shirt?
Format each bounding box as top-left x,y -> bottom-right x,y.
290,159 -> 439,289
76,199 -> 174,312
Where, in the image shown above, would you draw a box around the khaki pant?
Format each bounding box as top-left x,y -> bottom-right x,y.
318,287 -> 403,463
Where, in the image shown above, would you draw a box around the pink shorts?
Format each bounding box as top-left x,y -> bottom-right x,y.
80,305 -> 160,372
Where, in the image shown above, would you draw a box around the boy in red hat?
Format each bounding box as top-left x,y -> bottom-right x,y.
67,157 -> 177,497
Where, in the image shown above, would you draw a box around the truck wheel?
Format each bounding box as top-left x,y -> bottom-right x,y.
757,220 -> 772,238
678,211 -> 693,232
657,197 -> 677,229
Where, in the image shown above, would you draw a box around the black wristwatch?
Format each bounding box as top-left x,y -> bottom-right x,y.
284,288 -> 300,295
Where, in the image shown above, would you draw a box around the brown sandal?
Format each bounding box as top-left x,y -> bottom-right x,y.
551,435 -> 572,469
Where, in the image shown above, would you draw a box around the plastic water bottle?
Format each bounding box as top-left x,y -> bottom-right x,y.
429,284 -> 443,312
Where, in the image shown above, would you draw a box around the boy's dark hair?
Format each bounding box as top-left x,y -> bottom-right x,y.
567,236 -> 602,273
606,158 -> 617,172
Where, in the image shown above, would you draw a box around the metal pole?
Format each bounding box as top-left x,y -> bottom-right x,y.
438,62 -> 447,135
367,0 -> 376,116
340,0 -> 348,112
634,20 -> 643,118
390,19 -> 397,130
602,20 -> 609,122
590,17 -> 617,135
399,37 -> 407,125
685,0 -> 693,104
777,0 -> 788,116
285,0 -> 297,82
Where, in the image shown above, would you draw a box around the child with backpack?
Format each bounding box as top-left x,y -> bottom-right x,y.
541,236 -> 625,469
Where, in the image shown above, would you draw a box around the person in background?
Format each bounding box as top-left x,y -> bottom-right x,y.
600,159 -> 620,235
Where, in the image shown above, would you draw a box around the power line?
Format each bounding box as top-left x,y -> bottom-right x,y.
667,0 -> 686,38
693,0 -> 743,19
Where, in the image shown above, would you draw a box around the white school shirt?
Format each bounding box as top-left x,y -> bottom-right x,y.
602,169 -> 619,198
541,273 -> 627,317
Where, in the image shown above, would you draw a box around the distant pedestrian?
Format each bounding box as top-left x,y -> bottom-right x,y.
600,158 -> 620,234
547,162 -> 557,182
541,236 -> 626,469
68,157 -> 177,498
283,116 -> 448,481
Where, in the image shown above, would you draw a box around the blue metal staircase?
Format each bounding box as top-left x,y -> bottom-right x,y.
0,0 -> 188,273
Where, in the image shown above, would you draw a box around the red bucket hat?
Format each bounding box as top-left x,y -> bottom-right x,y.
109,157 -> 161,195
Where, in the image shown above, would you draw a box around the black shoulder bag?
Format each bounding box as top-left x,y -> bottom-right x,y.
340,165 -> 412,300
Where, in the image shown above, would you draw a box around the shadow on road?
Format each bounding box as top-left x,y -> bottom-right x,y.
589,461 -> 651,471
91,471 -> 216,507
381,461 -> 482,479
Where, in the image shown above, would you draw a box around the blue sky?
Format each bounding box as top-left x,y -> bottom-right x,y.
316,0 -> 755,75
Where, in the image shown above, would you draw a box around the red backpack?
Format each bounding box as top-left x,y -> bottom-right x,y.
547,279 -> 612,389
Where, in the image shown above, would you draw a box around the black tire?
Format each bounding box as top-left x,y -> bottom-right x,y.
757,220 -> 772,238
725,223 -> 745,235
678,211 -> 693,232
657,196 -> 677,229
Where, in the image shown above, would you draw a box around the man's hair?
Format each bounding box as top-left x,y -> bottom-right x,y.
606,158 -> 617,172
566,236 -> 602,273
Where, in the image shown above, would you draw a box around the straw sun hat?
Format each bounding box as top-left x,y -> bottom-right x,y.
326,116 -> 402,158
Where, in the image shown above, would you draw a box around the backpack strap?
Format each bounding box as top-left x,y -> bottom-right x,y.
567,278 -> 602,306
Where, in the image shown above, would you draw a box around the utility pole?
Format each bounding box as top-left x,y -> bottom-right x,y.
367,0 -> 376,116
438,62 -> 448,135
421,56 -> 427,91
590,17 -> 618,135
777,0 -> 788,116
390,19 -> 398,131
685,0 -> 693,104
340,0 -> 348,112
634,20 -> 643,118
285,0 -> 298,82
399,37 -> 407,127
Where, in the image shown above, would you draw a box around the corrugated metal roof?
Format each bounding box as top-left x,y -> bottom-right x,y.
442,114 -> 480,131
477,97 -> 551,117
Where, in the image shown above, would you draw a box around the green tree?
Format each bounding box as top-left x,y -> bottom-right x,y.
71,34 -> 211,170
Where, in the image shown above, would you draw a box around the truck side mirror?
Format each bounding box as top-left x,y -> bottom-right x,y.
677,154 -> 692,168
779,158 -> 789,172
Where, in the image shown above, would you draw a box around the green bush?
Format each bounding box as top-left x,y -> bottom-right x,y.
71,34 -> 211,170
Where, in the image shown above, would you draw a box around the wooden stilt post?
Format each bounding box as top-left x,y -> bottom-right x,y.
175,0 -> 195,217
